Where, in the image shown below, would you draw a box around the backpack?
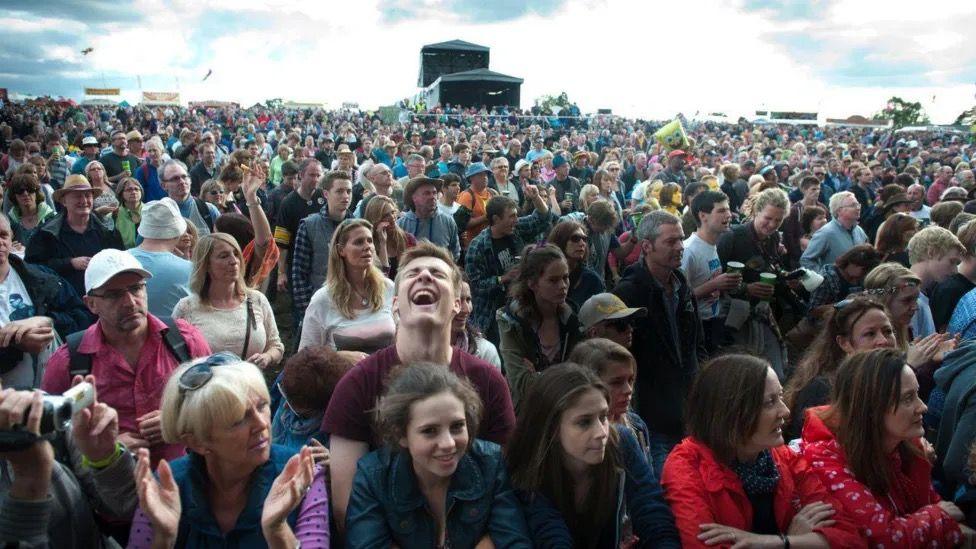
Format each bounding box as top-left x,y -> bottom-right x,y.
65,317 -> 191,378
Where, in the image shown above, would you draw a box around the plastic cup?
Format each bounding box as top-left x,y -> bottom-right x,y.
759,272 -> 777,301
726,261 -> 745,274
121,160 -> 131,173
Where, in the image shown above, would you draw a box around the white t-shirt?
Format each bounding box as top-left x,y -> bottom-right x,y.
0,268 -> 36,388
299,278 -> 396,352
681,233 -> 722,320
438,202 -> 460,217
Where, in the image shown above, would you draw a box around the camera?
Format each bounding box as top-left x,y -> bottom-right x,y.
31,382 -> 95,436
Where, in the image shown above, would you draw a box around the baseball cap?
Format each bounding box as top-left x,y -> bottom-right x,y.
82,136 -> 98,146
578,293 -> 647,331
84,249 -> 152,294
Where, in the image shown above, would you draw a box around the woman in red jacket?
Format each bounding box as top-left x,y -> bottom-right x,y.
801,348 -> 971,547
662,354 -> 863,548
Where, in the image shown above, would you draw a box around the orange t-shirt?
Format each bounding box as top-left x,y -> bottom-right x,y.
458,186 -> 494,245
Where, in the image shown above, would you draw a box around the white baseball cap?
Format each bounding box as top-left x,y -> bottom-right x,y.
84,249 -> 152,294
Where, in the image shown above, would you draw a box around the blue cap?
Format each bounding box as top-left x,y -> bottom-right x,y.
465,162 -> 491,179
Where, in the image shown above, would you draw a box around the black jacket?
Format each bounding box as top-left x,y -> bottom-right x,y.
612,261 -> 705,438
0,255 -> 91,368
25,214 -> 125,297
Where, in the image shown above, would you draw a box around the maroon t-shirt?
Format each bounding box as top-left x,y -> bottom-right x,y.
321,345 -> 515,447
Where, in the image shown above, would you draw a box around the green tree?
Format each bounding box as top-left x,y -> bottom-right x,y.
534,91 -> 572,112
954,106 -> 976,126
264,98 -> 283,109
874,96 -> 930,128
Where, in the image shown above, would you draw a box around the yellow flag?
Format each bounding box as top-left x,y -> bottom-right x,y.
654,119 -> 689,150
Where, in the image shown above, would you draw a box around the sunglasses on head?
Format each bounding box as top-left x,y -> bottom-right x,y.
178,352 -> 239,393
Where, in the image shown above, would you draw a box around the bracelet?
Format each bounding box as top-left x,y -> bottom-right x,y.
780,533 -> 790,549
82,442 -> 125,470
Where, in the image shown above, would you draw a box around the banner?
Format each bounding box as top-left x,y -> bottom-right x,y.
85,87 -> 119,96
654,118 -> 689,150
142,91 -> 180,103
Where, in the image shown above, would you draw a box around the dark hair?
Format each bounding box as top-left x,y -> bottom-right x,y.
321,170 -> 351,191
505,363 -> 620,545
486,195 -> 517,226
683,181 -> 708,205
509,244 -> 568,322
690,190 -> 729,228
280,346 -> 354,412
894,173 -> 915,188
875,214 -> 918,260
800,204 -> 828,235
820,348 -> 918,495
686,354 -> 772,463
218,163 -> 244,185
441,173 -> 461,186
373,363 -> 483,449
547,219 -> 587,257
799,176 -> 820,191
785,297 -> 891,413
931,201 -> 963,229
214,213 -> 254,252
835,244 -> 882,271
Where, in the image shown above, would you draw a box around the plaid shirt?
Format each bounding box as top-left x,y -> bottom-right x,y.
290,216 -> 317,315
465,209 -> 556,332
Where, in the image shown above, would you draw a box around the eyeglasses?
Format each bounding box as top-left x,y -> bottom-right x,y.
208,189 -> 225,196
13,188 -> 37,195
165,173 -> 190,182
569,234 -> 587,243
88,282 -> 146,301
178,352 -> 239,393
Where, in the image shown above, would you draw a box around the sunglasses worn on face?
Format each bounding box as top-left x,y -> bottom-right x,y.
178,352 -> 239,392
14,188 -> 37,195
605,318 -> 632,332
209,190 -> 225,195
569,234 -> 587,243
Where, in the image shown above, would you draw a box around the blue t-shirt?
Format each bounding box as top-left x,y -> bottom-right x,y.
128,248 -> 192,318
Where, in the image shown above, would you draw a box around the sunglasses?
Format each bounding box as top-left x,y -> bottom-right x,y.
88,281 -> 146,301
209,189 -> 225,196
604,318 -> 633,332
13,187 -> 37,195
178,352 -> 239,393
277,382 -> 312,420
569,234 -> 587,243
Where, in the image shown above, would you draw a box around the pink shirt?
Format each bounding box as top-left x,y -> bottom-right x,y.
42,315 -> 212,464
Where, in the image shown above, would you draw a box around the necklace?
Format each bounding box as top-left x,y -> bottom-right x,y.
351,286 -> 369,307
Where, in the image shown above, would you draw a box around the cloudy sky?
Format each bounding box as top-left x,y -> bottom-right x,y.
2,0 -> 975,122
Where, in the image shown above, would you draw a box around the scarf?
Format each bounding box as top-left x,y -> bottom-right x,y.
733,449 -> 781,496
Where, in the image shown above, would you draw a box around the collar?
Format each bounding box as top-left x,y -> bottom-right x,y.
388,446 -> 486,513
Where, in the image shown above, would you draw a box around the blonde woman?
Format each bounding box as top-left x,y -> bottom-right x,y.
298,218 -> 395,354
362,195 -> 415,279
83,160 -> 119,218
172,233 -> 283,368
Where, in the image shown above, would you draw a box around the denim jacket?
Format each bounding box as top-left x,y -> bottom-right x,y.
167,445 -> 299,548
346,439 -> 532,548
519,426 -> 681,548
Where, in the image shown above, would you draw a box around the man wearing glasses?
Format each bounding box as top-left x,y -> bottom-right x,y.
578,293 -> 646,348
41,249 -> 211,464
800,190 -> 869,272
159,158 -> 219,235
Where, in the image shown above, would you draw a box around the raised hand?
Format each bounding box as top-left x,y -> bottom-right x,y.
70,374 -> 120,462
135,448 -> 181,542
262,446 -> 315,533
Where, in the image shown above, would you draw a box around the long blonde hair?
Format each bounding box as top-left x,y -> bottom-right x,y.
189,232 -> 247,304
326,218 -> 387,318
363,195 -> 407,257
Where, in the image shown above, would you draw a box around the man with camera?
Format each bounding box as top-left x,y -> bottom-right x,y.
41,249 -> 211,464
0,376 -> 136,547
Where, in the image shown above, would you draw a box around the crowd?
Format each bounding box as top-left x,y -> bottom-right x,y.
2,99 -> 976,547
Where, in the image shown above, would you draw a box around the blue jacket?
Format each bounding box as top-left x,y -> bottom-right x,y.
346,439 -> 532,549
168,445 -> 299,548
519,426 -> 680,548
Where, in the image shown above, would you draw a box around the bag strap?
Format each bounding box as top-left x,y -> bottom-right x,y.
194,197 -> 214,231
159,317 -> 191,364
66,329 -> 92,378
241,296 -> 255,359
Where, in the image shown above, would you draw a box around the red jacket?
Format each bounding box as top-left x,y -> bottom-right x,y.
801,407 -> 961,548
661,437 -> 864,548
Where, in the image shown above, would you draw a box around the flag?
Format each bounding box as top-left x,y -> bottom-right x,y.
653,119 -> 689,150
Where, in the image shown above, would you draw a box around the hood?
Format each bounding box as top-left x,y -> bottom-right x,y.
799,406 -> 835,445
934,340 -> 976,392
